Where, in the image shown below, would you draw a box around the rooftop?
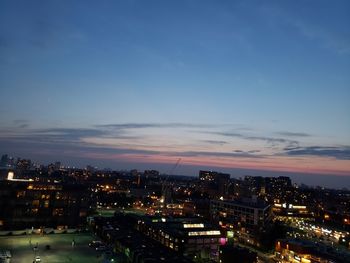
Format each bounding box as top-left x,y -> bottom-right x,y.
211,198 -> 270,209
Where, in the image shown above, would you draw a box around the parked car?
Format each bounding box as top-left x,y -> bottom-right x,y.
89,240 -> 103,248
96,246 -> 106,251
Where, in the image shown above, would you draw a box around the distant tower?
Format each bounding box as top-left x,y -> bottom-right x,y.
137,174 -> 141,186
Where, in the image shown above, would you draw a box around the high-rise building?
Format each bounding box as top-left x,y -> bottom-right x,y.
0,155 -> 9,168
198,170 -> 230,198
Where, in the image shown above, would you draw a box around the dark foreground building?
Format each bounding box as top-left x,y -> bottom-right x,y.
0,180 -> 89,230
219,245 -> 257,263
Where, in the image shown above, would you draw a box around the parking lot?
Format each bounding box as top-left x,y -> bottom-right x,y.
0,233 -> 103,263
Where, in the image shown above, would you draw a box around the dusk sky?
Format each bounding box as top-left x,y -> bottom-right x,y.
0,1 -> 349,187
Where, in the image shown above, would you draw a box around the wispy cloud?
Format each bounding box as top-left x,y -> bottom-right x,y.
0,137 -> 160,157
246,136 -> 298,146
206,131 -> 299,147
0,127 -> 109,144
259,3 -> 350,55
1,123 -> 349,176
283,146 -> 350,160
31,128 -> 108,143
167,150 -> 264,159
0,124 -> 263,160
13,120 -> 29,129
96,123 -> 213,129
201,140 -> 227,145
276,131 -> 311,137
292,19 -> 350,55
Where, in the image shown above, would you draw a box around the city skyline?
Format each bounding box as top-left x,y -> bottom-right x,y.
0,1 -> 349,187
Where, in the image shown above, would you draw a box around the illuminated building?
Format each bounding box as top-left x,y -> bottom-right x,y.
210,199 -> 272,230
163,203 -> 184,216
239,176 -> 292,200
198,170 -> 230,198
137,216 -> 222,261
241,176 -> 266,197
210,198 -> 272,246
15,158 -> 32,174
0,180 -> 90,230
265,176 -> 293,202
275,239 -> 349,263
92,214 -> 193,263
144,170 -> 160,180
273,203 -> 312,218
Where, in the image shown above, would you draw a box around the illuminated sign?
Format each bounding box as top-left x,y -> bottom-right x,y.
220,237 -> 227,245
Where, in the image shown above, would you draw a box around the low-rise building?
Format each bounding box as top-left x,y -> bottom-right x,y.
137,216 -> 222,262
0,180 -> 89,230
210,198 -> 272,230
275,238 -> 350,263
210,198 -> 272,247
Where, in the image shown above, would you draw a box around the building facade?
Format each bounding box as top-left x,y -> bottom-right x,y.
0,181 -> 89,230
136,216 -> 222,261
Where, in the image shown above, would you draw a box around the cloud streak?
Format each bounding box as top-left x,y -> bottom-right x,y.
276,131 -> 311,137
0,123 -> 349,176
292,19 -> 350,55
206,131 -> 299,147
13,120 -> 29,129
96,123 -> 213,129
177,150 -> 263,159
201,140 -> 227,145
284,146 -> 350,160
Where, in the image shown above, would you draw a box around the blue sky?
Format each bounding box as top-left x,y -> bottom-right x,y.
0,0 -> 349,187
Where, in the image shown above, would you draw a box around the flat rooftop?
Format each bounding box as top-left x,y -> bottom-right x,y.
211,199 -> 270,209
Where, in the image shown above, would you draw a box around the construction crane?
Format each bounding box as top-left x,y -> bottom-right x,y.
168,158 -> 181,176
160,158 -> 181,206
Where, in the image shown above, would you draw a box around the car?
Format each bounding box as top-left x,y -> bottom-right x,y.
95,246 -> 106,251
35,256 -> 41,262
89,240 -> 103,247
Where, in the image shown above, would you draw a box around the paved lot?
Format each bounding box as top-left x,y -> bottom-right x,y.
0,233 -> 103,263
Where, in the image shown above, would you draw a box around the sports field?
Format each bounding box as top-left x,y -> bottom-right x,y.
0,233 -> 103,263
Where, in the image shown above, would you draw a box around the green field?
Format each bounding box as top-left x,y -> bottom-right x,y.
0,233 -> 104,263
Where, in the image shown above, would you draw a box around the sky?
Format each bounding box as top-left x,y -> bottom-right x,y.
0,0 -> 349,188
